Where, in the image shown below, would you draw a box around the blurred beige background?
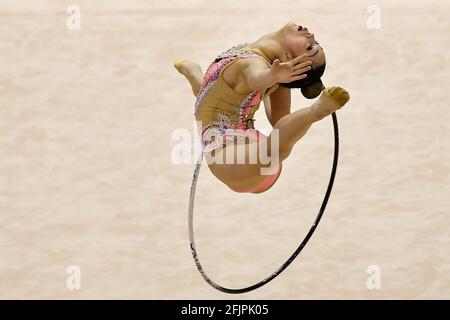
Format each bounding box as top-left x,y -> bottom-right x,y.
0,0 -> 448,299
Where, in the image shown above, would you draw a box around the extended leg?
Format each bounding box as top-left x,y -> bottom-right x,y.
269,86 -> 350,161
174,59 -> 204,97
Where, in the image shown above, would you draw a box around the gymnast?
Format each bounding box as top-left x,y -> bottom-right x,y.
174,22 -> 350,193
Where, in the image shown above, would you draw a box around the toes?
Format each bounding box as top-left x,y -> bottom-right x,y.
336,92 -> 350,105
322,87 -> 333,96
174,59 -> 188,72
331,87 -> 347,96
329,86 -> 340,95
323,86 -> 345,96
322,86 -> 350,106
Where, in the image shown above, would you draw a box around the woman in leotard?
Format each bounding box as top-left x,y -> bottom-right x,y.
174,22 -> 350,193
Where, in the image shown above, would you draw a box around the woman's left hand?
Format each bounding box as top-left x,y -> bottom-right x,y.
269,54 -> 312,84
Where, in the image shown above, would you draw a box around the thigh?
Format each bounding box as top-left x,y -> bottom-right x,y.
205,132 -> 281,190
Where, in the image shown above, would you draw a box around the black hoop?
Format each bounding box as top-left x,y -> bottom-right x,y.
188,112 -> 339,294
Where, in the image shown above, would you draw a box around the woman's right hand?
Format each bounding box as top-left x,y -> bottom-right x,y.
269,54 -> 313,84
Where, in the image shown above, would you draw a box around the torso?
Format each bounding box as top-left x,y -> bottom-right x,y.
193,43 -> 279,152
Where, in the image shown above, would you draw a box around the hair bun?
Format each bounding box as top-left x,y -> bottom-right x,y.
301,80 -> 325,99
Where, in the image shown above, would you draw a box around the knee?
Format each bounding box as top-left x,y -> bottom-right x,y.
265,141 -> 291,162
280,149 -> 291,162
277,144 -> 292,162
266,139 -> 291,162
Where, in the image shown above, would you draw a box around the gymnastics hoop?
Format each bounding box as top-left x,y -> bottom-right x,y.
188,112 -> 339,294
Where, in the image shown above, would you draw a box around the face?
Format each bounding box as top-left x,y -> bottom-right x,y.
280,22 -> 326,67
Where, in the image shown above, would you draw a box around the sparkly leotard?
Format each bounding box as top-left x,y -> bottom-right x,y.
194,43 -> 279,152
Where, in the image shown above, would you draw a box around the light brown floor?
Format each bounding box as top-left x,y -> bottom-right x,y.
0,0 -> 449,299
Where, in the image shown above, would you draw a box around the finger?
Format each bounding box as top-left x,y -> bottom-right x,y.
292,66 -> 312,76
290,74 -> 308,81
291,53 -> 311,64
293,61 -> 312,70
293,65 -> 312,74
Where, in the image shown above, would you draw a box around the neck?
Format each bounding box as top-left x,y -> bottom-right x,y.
247,31 -> 288,64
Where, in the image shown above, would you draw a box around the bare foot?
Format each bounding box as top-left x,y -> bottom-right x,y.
173,59 -> 202,77
310,86 -> 350,121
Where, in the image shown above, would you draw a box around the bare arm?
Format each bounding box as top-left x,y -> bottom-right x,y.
264,85 -> 291,127
241,54 -> 312,92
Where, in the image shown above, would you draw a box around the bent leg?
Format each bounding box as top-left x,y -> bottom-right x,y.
270,107 -> 315,161
204,87 -> 350,194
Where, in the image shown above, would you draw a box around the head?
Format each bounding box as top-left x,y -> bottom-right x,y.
277,22 -> 326,99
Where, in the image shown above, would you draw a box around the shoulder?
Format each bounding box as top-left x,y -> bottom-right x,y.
222,56 -> 269,80
238,56 -> 271,88
221,56 -> 269,95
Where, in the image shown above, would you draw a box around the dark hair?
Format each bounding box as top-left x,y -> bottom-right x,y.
279,63 -> 326,99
